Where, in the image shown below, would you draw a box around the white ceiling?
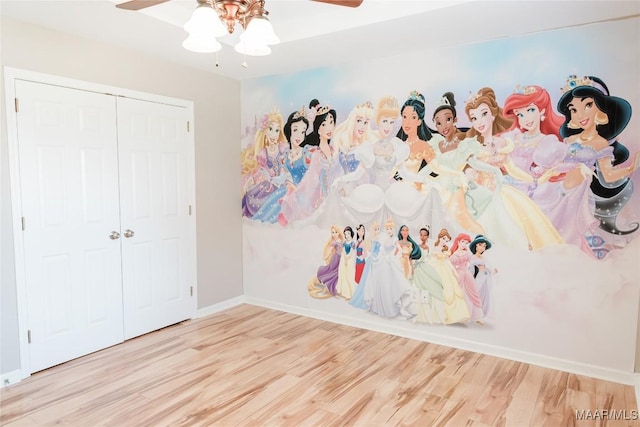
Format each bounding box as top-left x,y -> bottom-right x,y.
1,0 -> 639,80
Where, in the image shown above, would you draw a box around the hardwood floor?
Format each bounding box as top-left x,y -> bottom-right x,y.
1,304 -> 638,426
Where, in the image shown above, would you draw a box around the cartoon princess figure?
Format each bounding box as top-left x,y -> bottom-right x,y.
428,228 -> 469,325
449,233 -> 484,323
502,84 -> 568,197
557,75 -> 639,240
336,226 -> 357,300
468,235 -> 497,318
278,105 -> 343,226
252,107 -> 313,223
316,225 -> 344,297
463,87 -> 564,250
410,226 -> 446,324
349,221 -> 381,310
241,109 -> 288,218
366,218 -> 412,318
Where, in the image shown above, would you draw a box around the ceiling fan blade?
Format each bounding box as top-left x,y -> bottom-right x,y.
115,0 -> 171,11
311,0 -> 364,7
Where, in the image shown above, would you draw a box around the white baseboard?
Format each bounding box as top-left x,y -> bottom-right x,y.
197,295 -> 246,319
244,296 -> 640,387
1,369 -> 23,388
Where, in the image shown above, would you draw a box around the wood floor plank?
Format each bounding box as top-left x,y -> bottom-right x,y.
1,304 -> 638,426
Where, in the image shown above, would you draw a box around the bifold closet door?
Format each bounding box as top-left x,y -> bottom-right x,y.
116,97 -> 193,340
15,80 -> 124,373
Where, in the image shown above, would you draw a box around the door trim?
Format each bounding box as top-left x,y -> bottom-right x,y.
3,67 -> 198,378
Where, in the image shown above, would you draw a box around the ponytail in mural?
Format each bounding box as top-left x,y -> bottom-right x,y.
557,75 -> 638,235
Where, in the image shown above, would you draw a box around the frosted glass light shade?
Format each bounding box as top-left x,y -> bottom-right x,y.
184,4 -> 226,38
183,33 -> 222,53
240,16 -> 279,45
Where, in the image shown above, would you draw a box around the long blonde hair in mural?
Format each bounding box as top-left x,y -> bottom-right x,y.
253,108 -> 286,158
323,224 -> 344,264
308,224 -> 344,299
332,101 -> 375,152
374,96 -> 400,138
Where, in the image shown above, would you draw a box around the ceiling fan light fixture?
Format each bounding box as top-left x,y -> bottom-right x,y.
241,15 -> 279,45
182,0 -> 280,60
184,3 -> 226,38
183,33 -> 223,53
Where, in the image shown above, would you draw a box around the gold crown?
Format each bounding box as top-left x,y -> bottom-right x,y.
292,106 -> 306,120
317,105 -> 332,115
380,96 -> 399,110
513,84 -> 537,95
465,91 -> 480,106
358,101 -> 374,109
561,75 -> 593,94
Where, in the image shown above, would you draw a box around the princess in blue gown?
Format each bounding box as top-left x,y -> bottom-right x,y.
252,108 -> 313,223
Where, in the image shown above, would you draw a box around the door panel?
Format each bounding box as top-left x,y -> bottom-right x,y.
16,81 -> 124,373
117,98 -> 194,339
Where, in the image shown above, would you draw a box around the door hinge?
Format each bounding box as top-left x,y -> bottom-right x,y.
188,205 -> 192,216
187,121 -> 190,132
190,286 -> 193,297
21,217 -> 25,231
14,98 -> 19,113
27,330 -> 31,344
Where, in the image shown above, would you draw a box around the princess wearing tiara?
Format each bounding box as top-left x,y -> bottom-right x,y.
366,218 -> 412,318
557,75 -> 639,240
432,92 -> 468,154
331,101 -> 376,195
334,94 -> 456,235
502,84 -> 601,254
503,85 -> 568,197
278,105 -> 343,227
252,107 -> 313,223
241,109 -> 289,219
462,87 -> 564,250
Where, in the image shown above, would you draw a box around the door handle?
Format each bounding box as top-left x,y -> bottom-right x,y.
109,231 -> 120,240
123,229 -> 135,238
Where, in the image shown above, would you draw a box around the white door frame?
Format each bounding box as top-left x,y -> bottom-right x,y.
3,67 -> 198,379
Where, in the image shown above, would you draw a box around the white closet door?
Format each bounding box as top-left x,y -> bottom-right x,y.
117,97 -> 194,339
15,80 -> 124,373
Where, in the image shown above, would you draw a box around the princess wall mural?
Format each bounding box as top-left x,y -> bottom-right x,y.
240,18 -> 640,373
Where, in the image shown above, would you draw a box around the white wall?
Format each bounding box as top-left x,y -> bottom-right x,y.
0,17 -> 243,376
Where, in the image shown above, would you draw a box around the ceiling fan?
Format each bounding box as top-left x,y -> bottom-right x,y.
115,0 -> 363,57
115,0 -> 364,11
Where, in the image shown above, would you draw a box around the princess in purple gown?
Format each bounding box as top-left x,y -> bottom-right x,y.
557,75 -> 639,244
316,225 -> 344,296
502,84 -> 599,251
502,85 -> 568,198
241,109 -> 288,218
